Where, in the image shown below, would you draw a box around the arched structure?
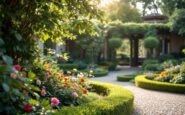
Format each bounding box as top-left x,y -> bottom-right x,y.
105,22 -> 185,66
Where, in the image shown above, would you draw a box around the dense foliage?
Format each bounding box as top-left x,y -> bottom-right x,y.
107,22 -> 170,38
170,9 -> 185,36
0,0 -> 103,63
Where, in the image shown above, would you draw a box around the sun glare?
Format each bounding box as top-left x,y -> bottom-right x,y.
100,0 -> 114,7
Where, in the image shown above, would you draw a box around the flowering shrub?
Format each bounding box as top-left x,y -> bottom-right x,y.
31,56 -> 91,106
0,54 -> 92,114
145,64 -> 185,84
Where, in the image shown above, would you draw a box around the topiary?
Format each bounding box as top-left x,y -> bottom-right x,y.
108,38 -> 122,49
144,36 -> 159,49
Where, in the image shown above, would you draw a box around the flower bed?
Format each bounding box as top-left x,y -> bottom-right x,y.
135,75 -> 185,93
117,74 -> 137,82
56,82 -> 134,115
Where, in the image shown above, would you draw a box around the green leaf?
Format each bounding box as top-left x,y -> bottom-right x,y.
28,71 -> 36,79
29,99 -> 39,105
15,33 -> 22,41
0,38 -> 5,46
2,55 -> 13,65
2,83 -> 10,92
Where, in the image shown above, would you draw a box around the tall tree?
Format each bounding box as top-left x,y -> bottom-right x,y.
102,0 -> 141,22
0,0 -> 103,63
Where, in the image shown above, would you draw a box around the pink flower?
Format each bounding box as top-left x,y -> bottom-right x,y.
72,92 -> 78,98
51,97 -> 60,107
41,87 -> 47,96
10,73 -> 17,79
13,64 -> 21,71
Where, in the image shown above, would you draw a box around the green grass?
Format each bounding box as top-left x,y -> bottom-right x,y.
56,82 -> 134,115
135,75 -> 185,93
117,74 -> 137,82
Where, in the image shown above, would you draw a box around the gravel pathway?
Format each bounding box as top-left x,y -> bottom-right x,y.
90,66 -> 185,115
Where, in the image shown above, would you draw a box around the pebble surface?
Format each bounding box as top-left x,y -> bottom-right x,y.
90,66 -> 185,115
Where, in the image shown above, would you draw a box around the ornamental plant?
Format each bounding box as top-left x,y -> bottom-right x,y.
0,57 -> 53,114
32,56 -> 91,106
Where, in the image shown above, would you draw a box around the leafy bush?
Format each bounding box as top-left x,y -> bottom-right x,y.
135,76 -> 185,93
117,74 -> 137,81
144,64 -> 162,71
161,59 -> 179,69
144,36 -> 159,49
56,82 -> 134,115
170,9 -> 185,36
74,61 -> 88,70
60,64 -> 79,70
108,62 -> 117,70
158,54 -> 174,62
92,68 -> 109,77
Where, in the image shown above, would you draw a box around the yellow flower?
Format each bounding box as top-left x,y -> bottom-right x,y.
43,63 -> 50,69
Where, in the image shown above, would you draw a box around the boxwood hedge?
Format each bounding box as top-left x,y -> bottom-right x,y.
56,82 -> 134,115
117,74 -> 137,82
92,69 -> 109,77
60,64 -> 79,70
135,75 -> 185,93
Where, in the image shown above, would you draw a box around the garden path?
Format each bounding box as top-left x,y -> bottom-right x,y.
90,66 -> 185,115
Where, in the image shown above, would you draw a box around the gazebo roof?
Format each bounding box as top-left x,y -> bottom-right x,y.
142,13 -> 168,22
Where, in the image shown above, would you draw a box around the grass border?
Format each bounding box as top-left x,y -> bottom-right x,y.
135,75 -> 185,93
56,82 -> 134,115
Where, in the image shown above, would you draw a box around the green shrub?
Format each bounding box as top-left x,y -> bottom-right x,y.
60,64 -> 79,70
158,54 -> 174,62
75,61 -> 88,70
144,64 -> 162,71
142,59 -> 160,71
135,76 -> 185,93
108,62 -> 117,71
117,74 -> 137,81
92,68 -> 109,77
56,82 -> 134,115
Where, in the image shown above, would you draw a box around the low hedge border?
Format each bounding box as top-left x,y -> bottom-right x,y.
117,74 -> 137,82
93,70 -> 109,77
135,75 -> 185,93
56,82 -> 134,115
60,64 -> 79,70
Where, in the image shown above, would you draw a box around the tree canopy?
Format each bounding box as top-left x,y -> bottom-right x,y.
102,0 -> 141,22
0,0 -> 103,63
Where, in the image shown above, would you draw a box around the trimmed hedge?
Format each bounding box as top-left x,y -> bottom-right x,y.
135,75 -> 185,93
117,74 -> 136,81
93,69 -> 109,77
60,64 -> 79,70
56,82 -> 134,115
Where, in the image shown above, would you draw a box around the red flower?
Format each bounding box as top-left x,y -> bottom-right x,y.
13,64 -> 21,71
83,89 -> 88,94
24,104 -> 32,112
